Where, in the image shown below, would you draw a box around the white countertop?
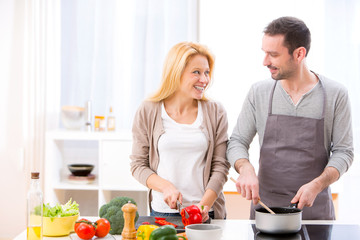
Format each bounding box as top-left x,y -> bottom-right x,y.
15,219 -> 360,240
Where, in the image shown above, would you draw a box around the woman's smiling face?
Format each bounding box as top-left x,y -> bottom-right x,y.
178,54 -> 210,100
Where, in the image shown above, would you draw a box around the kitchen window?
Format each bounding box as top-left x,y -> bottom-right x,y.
60,0 -> 198,129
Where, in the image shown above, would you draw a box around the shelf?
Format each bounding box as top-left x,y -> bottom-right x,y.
53,182 -> 99,190
100,185 -> 148,191
45,128 -> 149,215
52,182 -> 148,192
46,129 -> 132,141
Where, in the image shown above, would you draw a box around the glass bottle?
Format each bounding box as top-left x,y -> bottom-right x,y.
107,106 -> 116,131
27,172 -> 43,240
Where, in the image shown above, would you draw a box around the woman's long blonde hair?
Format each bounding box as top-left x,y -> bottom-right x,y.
148,42 -> 215,102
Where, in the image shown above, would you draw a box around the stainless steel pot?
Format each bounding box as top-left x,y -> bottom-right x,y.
255,204 -> 302,234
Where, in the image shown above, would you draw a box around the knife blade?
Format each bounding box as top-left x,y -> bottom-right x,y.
177,200 -> 189,218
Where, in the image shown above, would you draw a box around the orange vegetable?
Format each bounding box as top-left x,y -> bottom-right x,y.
177,232 -> 188,240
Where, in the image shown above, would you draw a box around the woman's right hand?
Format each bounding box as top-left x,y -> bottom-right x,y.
146,174 -> 182,209
162,184 -> 182,209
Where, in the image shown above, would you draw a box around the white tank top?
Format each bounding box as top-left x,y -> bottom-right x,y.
151,101 -> 208,213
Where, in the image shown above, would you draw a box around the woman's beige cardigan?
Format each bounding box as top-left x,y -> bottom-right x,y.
130,100 -> 230,219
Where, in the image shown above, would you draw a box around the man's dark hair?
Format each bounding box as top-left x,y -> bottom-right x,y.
264,16 -> 311,56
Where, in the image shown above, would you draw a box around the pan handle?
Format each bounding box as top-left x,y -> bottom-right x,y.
289,202 -> 298,208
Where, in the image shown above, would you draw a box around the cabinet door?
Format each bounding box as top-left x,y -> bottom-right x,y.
100,140 -> 146,190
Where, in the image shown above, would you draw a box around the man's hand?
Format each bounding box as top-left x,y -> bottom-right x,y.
235,159 -> 260,205
291,181 -> 322,209
291,167 -> 340,209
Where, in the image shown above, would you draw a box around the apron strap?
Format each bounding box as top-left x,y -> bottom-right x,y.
268,80 -> 278,116
268,74 -> 326,118
312,71 -> 326,119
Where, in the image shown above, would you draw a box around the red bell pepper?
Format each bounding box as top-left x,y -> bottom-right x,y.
180,205 -> 202,226
154,219 -> 178,228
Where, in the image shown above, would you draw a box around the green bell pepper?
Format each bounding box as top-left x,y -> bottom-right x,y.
149,225 -> 186,240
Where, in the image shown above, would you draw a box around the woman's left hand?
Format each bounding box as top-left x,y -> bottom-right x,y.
197,204 -> 209,222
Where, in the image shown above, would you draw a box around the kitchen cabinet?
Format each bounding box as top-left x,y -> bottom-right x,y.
44,129 -> 148,216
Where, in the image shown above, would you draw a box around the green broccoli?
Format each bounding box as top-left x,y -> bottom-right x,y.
99,196 -> 139,235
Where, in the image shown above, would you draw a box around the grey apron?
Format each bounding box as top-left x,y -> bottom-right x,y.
250,78 -> 335,220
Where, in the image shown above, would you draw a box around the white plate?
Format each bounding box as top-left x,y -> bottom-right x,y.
67,174 -> 96,184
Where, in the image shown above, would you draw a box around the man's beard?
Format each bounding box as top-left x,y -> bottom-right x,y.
268,58 -> 296,80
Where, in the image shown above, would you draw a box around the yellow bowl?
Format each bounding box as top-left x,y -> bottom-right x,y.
42,215 -> 79,236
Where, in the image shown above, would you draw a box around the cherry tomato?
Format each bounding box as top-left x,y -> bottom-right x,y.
74,218 -> 91,232
95,218 -> 111,238
75,222 -> 95,239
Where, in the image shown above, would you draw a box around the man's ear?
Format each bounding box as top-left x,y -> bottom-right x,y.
293,47 -> 306,62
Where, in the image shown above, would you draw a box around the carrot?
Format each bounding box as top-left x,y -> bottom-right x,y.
177,232 -> 188,240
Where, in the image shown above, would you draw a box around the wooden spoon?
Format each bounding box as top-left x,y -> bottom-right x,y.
230,177 -> 275,215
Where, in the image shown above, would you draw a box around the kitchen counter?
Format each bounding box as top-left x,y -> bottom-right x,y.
15,219 -> 360,240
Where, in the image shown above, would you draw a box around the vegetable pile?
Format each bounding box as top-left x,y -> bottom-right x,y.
74,218 -> 111,239
137,222 -> 188,240
99,196 -> 139,235
149,225 -> 186,240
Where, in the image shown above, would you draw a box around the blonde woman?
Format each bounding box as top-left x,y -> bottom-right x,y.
130,42 -> 230,221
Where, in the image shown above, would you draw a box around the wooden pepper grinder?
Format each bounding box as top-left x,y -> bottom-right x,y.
121,201 -> 137,240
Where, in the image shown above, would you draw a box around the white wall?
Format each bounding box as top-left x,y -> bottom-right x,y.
0,0 -> 29,239
199,0 -> 360,222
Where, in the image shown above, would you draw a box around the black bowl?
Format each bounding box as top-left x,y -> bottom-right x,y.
68,164 -> 94,176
